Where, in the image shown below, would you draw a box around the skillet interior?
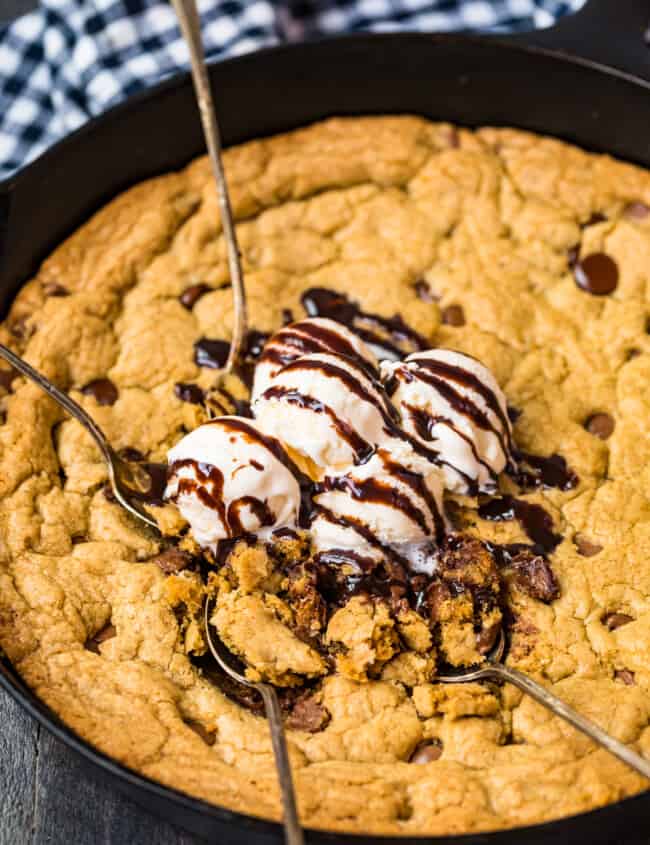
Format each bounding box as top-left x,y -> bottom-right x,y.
1,6 -> 650,841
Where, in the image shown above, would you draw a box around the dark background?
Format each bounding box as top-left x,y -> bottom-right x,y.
0,0 -> 35,22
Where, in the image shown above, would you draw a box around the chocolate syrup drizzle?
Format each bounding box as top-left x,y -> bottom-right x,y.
259,318 -> 379,380
176,288 -> 575,623
301,287 -> 429,360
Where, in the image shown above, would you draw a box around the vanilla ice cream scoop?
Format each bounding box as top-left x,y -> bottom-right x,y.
165,417 -> 302,549
252,317 -> 378,400
252,352 -> 397,471
311,444 -> 447,574
382,349 -> 513,495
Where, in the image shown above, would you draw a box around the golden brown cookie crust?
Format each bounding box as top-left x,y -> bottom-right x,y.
1,115 -> 650,835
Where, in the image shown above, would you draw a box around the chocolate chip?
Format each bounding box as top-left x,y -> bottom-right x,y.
85,623 -> 116,653
281,309 -> 294,326
118,447 -> 145,462
286,695 -> 330,733
244,330 -> 270,360
574,534 -> 603,557
614,668 -> 635,686
42,282 -> 69,297
623,201 -> 650,221
174,382 -> 205,404
582,212 -> 607,228
81,378 -> 119,406
194,338 -> 230,369
180,283 -> 211,309
0,367 -> 17,392
507,405 -> 522,423
441,304 -> 465,326
509,552 -> 560,603
415,280 -> 438,303
102,483 -> 117,503
185,720 -> 216,746
574,253 -> 619,296
585,412 -> 615,440
151,548 -> 193,574
410,740 -> 443,764
9,316 -> 32,340
476,621 -> 500,655
567,245 -> 580,268
603,612 -> 634,631
627,348 -> 642,360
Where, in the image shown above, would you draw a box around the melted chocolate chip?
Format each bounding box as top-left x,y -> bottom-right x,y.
574,253 -> 619,296
603,612 -> 634,631
81,378 -> 119,406
0,367 -> 17,392
175,382 -> 205,405
194,338 -> 230,369
151,548 -> 193,574
507,405 -> 522,423
415,280 -> 437,303
582,212 -> 607,228
185,720 -> 216,746
623,201 -> 650,221
574,534 -> 602,557
244,330 -> 270,360
441,304 -> 465,326
507,551 -> 560,603
180,283 -> 211,309
9,317 -> 32,340
511,451 -> 578,492
410,740 -> 443,764
627,348 -> 642,361
85,623 -> 116,653
478,496 -> 561,554
567,245 -> 580,268
282,309 -> 294,326
285,695 -> 330,733
614,668 -> 635,686
585,412 -> 615,440
118,447 -> 144,462
42,282 -> 69,297
476,621 -> 500,655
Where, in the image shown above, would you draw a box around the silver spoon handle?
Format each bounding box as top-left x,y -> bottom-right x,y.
483,662 -> 650,779
0,343 -> 114,466
256,684 -> 305,845
170,0 -> 247,373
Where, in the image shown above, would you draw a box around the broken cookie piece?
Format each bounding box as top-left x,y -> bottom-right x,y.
212,590 -> 326,685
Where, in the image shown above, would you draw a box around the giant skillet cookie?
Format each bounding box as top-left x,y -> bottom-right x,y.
1,116 -> 650,835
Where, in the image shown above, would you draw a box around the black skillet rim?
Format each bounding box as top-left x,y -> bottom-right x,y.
1,28 -> 650,843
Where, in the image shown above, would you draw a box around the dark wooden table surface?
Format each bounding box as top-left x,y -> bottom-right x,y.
0,687 -> 202,844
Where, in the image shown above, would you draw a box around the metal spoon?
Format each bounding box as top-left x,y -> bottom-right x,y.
204,599 -> 304,845
0,343 -> 305,842
171,0 -> 248,381
170,4 -> 304,840
436,629 -> 650,779
0,344 -> 159,529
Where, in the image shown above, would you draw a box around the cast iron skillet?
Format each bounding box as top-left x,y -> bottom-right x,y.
1,0 -> 650,841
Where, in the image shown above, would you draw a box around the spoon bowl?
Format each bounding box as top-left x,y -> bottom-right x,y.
203,598 -> 304,845
434,627 -> 650,780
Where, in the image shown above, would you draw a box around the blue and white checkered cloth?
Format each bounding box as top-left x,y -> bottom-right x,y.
0,0 -> 585,178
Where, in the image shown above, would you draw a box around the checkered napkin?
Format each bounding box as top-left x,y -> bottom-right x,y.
0,0 -> 584,178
